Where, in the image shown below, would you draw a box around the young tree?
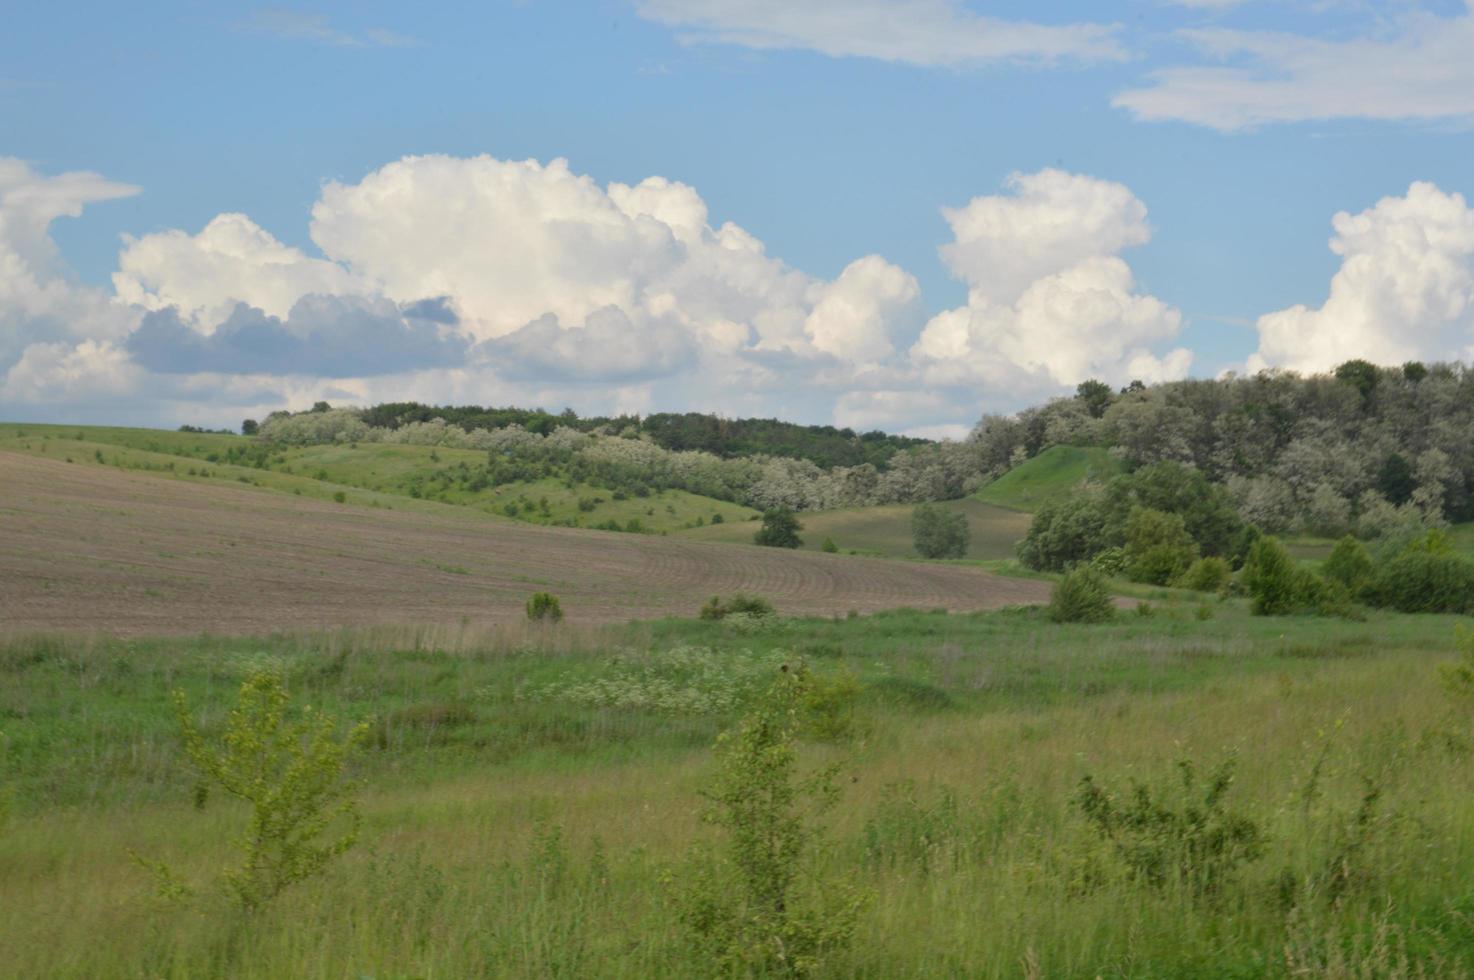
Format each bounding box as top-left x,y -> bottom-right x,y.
753,509 -> 803,548
911,503 -> 970,559
241,418 -> 259,436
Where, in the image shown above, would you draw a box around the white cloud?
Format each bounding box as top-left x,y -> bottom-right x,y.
238,10 -> 421,48
803,256 -> 921,364
636,0 -> 1125,67
114,213 -> 365,330
1249,181 -> 1474,374
1114,5 -> 1474,129
0,158 -> 140,373
911,170 -> 1189,399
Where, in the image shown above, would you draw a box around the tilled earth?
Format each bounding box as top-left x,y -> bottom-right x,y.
0,451 -> 1050,636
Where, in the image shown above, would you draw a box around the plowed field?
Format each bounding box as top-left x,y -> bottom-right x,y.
0,452 -> 1049,636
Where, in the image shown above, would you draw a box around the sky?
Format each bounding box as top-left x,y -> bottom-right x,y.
3,1 -> 1474,438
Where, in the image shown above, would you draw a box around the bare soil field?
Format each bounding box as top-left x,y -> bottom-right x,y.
0,452 -> 1049,636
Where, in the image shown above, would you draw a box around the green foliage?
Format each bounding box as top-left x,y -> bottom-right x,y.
1323,536 -> 1373,593
677,667 -> 864,975
1076,758 -> 1263,897
1048,567 -> 1116,624
820,536 -> 838,553
1334,358 -> 1381,407
699,594 -> 776,621
1365,547 -> 1474,614
911,503 -> 970,559
1075,378 -> 1115,419
526,592 -> 564,623
1104,463 -> 1244,559
1017,494 -> 1110,571
1179,556 -> 1230,593
525,646 -> 791,716
145,667 -> 368,909
1122,506 -> 1198,585
754,509 -> 804,549
1242,536 -> 1302,616
332,490 -> 346,504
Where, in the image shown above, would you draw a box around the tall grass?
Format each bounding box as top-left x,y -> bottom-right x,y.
4,602 -> 1474,976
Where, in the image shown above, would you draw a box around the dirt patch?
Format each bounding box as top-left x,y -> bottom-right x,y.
0,452 -> 1050,636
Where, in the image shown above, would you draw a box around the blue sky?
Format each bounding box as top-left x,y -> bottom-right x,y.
3,1 -> 1474,434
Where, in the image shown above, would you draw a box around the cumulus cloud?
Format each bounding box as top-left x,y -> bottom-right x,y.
126,294 -> 472,377
482,307 -> 698,383
911,170 -> 1189,399
1249,181 -> 1474,373
114,212 -> 366,330
0,158 -> 140,372
636,0 -> 1125,67
1114,5 -> 1474,129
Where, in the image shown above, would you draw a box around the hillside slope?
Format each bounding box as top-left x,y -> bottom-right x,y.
0,452 -> 1049,635
974,445 -> 1124,512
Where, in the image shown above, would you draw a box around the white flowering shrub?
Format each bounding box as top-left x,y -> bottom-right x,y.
519,646 -> 791,715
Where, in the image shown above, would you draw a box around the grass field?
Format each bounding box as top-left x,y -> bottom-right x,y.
974,444 -> 1125,512
677,497 -> 1031,561
5,599 -> 1474,977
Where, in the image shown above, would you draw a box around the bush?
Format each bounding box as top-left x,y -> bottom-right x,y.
821,536 -> 838,553
1365,548 -> 1474,614
753,509 -> 803,548
1076,758 -> 1263,898
700,594 -> 775,621
1178,556 -> 1230,593
1048,567 -> 1116,624
332,491 -> 347,504
1322,535 -> 1373,594
1123,507 -> 1197,585
1017,494 -> 1109,572
911,503 -> 970,559
526,592 -> 564,623
1241,536 -> 1301,615
135,667 -> 368,908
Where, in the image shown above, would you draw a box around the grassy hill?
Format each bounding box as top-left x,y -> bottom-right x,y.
677,497 -> 1030,561
0,424 -> 755,534
974,444 -> 1124,512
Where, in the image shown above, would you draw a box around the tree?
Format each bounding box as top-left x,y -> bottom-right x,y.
1376,454 -> 1416,506
1122,506 -> 1197,585
1076,379 -> 1115,419
241,418 -> 259,436
1402,361 -> 1429,384
911,503 -> 970,559
753,509 -> 803,548
1017,494 -> 1110,572
1241,536 -> 1301,615
1334,359 -> 1379,407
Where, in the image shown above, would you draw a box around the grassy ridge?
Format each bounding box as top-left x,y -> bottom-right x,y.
0,424 -> 755,534
5,601 -> 1474,976
974,444 -> 1126,512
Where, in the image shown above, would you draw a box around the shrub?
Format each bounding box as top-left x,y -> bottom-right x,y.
332,491 -> 346,504
1017,494 -> 1109,572
136,667 -> 368,908
700,594 -> 775,621
1365,548 -> 1474,614
1048,567 -> 1115,624
1076,758 -> 1264,898
526,592 -> 564,623
821,536 -> 838,553
911,503 -> 970,559
753,509 -> 803,548
1179,556 -> 1230,593
1241,536 -> 1301,615
677,667 -> 864,974
1322,536 -> 1373,594
1123,507 -> 1198,585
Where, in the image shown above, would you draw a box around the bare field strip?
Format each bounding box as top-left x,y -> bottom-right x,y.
0,452 -> 1049,636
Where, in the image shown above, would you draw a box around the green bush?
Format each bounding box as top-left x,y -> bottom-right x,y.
1076,758 -> 1263,898
332,491 -> 346,504
911,503 -> 970,559
526,592 -> 564,623
1123,507 -> 1198,585
699,594 -> 776,621
820,536 -> 838,553
1241,536 -> 1301,615
1322,536 -> 1373,593
1365,549 -> 1474,614
1048,567 -> 1116,624
1017,494 -> 1109,572
1178,556 -> 1230,593
135,667 -> 368,908
753,509 -> 803,549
